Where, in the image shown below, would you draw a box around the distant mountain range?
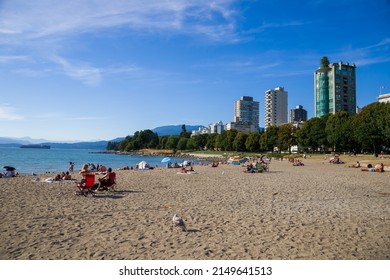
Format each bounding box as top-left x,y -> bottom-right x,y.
0,136 -> 48,145
0,138 -> 110,150
0,124 -> 205,149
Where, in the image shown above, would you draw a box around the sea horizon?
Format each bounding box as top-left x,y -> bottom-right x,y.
0,147 -> 197,175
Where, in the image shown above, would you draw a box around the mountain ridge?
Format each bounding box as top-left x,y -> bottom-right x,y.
0,124 -> 206,149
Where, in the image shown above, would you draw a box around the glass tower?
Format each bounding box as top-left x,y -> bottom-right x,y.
314,61 -> 356,117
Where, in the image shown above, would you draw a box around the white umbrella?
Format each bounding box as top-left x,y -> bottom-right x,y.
161,157 -> 171,163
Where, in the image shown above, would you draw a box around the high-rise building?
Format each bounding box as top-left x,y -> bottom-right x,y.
290,105 -> 307,123
314,58 -> 356,117
231,96 -> 259,132
264,87 -> 288,129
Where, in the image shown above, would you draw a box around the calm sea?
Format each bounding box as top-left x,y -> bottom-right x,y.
0,147 -> 196,174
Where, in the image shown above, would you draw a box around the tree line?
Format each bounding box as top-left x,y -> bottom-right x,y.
107,102 -> 390,154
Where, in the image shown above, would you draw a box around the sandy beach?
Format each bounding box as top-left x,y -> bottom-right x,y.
1,157 -> 389,260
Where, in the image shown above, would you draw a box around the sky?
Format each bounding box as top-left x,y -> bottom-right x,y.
0,0 -> 389,142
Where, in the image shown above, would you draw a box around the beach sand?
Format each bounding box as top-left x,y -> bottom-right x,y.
1,158 -> 389,260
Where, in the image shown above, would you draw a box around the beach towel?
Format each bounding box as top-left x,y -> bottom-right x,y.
176,171 -> 197,175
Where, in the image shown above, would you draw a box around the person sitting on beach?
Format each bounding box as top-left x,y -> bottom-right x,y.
211,162 -> 219,167
185,166 -> 195,172
79,164 -> 91,177
62,171 -> 72,180
98,165 -> 107,172
330,156 -> 344,164
245,163 -> 255,173
45,174 -> 61,182
348,161 -> 360,168
97,167 -> 112,191
179,167 -> 187,174
116,166 -> 129,170
293,159 -> 304,166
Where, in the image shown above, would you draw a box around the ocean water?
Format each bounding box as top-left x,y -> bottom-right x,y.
0,147 -> 196,174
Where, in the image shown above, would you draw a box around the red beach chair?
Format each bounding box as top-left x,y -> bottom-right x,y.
76,174 -> 96,196
105,172 -> 116,192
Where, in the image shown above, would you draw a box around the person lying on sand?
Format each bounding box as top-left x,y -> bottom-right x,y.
348,161 -> 360,168
361,163 -> 384,172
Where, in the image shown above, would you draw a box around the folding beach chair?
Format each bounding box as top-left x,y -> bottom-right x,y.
105,172 -> 116,192
76,174 -> 96,196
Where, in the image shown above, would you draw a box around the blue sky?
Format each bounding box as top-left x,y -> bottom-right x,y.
1,0 -> 389,141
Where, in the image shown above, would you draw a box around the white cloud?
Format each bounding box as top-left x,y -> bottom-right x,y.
0,0 -> 238,85
330,38 -> 390,67
244,21 -> 304,35
50,56 -> 102,86
0,0 -> 239,43
0,104 -> 24,121
0,55 -> 29,63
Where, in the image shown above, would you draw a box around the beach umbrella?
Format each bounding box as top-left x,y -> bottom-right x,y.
3,166 -> 15,171
161,157 -> 171,163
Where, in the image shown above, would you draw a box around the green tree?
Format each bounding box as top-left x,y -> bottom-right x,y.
214,132 -> 224,151
106,141 -> 119,151
321,56 -> 330,69
325,111 -> 354,152
165,135 -> 180,150
130,130 -> 159,149
353,102 -> 390,154
233,132 -> 248,152
180,124 -> 190,138
188,134 -> 208,150
297,116 -> 328,152
245,132 -> 260,152
224,129 -> 238,151
177,137 -> 188,150
186,137 -> 196,150
158,135 -> 169,149
261,126 -> 279,152
277,124 -> 296,153
118,136 -> 132,151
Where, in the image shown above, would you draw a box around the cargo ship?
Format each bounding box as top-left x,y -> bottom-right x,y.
20,144 -> 51,149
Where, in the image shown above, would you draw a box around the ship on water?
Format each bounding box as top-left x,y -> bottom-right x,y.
20,144 -> 51,149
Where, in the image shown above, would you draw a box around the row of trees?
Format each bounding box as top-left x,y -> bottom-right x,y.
107,102 -> 390,154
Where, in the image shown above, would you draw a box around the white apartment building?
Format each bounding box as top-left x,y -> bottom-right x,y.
378,93 -> 390,103
227,96 -> 259,133
234,96 -> 259,129
264,87 -> 288,129
225,121 -> 257,133
209,121 -> 224,134
191,121 -> 225,136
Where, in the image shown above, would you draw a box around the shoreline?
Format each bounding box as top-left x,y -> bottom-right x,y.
92,150 -> 226,162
